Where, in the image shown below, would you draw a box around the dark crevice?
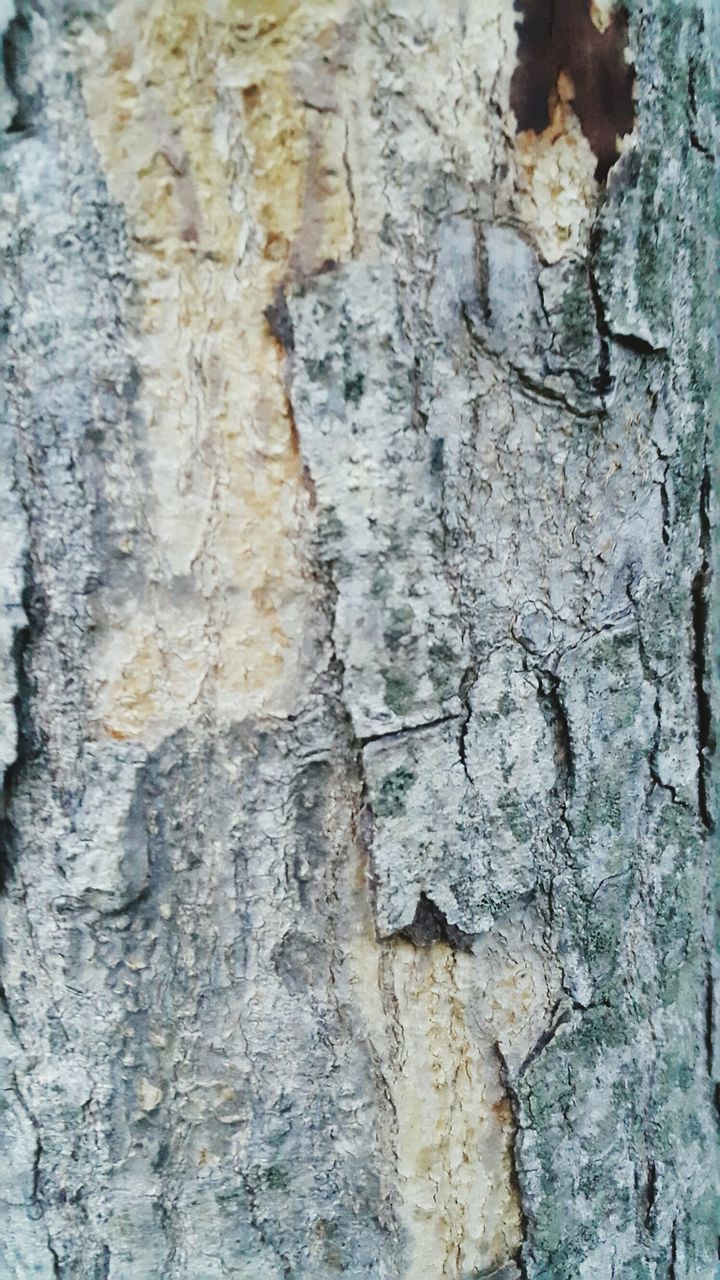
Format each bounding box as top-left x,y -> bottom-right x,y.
457,662 -> 477,784
519,999 -> 571,1074
495,1043 -> 530,1280
0,570 -> 41,895
691,462 -> 713,830
48,1234 -> 61,1279
647,689 -> 681,805
359,712 -> 459,750
657,461 -> 670,546
687,52 -> 712,160
513,364 -> 599,417
396,892 -> 474,953
100,1243 -> 111,1280
668,1220 -> 677,1279
0,979 -> 19,1039
10,1065 -> 60,1275
463,291 -> 599,417
536,670 -> 573,837
644,1158 -> 656,1229
612,330 -> 668,358
630,592 -> 688,807
2,8 -> 38,136
705,961 -> 715,1085
587,225 -> 612,402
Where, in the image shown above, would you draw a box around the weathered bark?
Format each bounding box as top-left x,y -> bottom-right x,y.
0,1 -> 717,1277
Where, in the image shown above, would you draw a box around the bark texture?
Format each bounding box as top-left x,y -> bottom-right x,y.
0,1 -> 717,1277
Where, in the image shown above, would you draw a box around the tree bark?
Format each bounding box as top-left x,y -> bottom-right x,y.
0,1 -> 717,1277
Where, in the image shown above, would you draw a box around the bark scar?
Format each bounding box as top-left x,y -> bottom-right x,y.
510,0 -> 635,181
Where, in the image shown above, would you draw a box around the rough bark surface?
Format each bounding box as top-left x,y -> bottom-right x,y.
0,1 -> 717,1277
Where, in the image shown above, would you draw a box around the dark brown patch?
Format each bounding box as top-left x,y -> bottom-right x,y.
398,893 -> 474,952
264,286 -> 295,352
510,0 -> 635,180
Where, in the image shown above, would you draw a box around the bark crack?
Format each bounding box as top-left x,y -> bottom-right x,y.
518,999 -> 572,1075
705,959 -> 715,1084
536,669 -> 574,842
654,444 -> 671,547
628,588 -> 689,809
457,662 -> 477,785
587,224 -> 612,404
0,564 -> 36,895
668,1220 -> 677,1279
687,32 -> 713,161
691,461 -> 713,830
359,712 -> 460,749
494,1043 -> 530,1280
10,1067 -> 60,1276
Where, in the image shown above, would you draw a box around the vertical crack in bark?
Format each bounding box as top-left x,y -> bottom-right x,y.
340,114 -> 358,254
630,598 -> 686,807
588,223 -> 612,403
686,13 -> 712,161
691,462 -> 713,830
704,959 -> 716,1087
657,455 -> 671,546
8,1060 -> 60,1277
494,1043 -> 529,1280
537,670 -> 574,841
668,1220 -> 678,1279
644,685 -> 680,806
0,568 -> 37,895
643,1157 -> 657,1230
457,661 -> 478,785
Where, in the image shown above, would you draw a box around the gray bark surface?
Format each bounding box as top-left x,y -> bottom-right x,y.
0,1 -> 717,1277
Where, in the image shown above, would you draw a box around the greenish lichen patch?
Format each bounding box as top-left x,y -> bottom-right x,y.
372,765 -> 416,818
382,669 -> 417,717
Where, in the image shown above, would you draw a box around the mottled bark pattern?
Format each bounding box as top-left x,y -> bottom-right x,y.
0,1 -> 717,1278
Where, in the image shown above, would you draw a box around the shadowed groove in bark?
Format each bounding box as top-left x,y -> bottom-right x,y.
2,5 -> 36,135
668,1220 -> 677,1279
457,660 -> 478,785
692,461 -> 713,831
705,960 -> 716,1087
644,1157 -> 657,1230
518,999 -> 571,1075
686,10 -> 713,161
494,1043 -> 529,1280
536,670 -> 573,798
587,222 -> 612,400
0,572 -> 38,895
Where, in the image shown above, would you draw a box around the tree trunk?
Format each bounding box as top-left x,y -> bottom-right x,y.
0,1 -> 717,1276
